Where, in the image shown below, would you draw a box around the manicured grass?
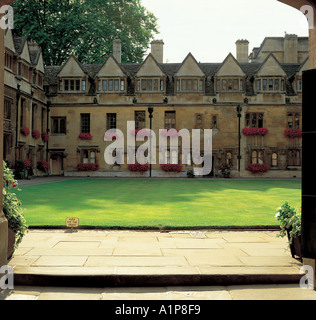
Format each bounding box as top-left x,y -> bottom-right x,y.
18,179 -> 301,228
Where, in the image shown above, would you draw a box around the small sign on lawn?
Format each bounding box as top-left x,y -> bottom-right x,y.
66,217 -> 79,229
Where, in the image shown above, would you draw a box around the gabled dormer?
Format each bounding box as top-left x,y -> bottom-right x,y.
135,53 -> 166,93
96,54 -> 127,93
215,53 -> 246,92
57,55 -> 87,93
255,53 -> 287,93
174,53 -> 205,93
14,36 -> 31,80
28,42 -> 45,88
4,29 -> 15,71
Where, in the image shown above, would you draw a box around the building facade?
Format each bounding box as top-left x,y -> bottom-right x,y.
3,32 -> 308,178
3,30 -> 48,176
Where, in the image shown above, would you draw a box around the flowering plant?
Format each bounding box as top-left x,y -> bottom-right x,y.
160,129 -> 179,137
284,129 -> 302,139
23,159 -> 32,169
275,202 -> 301,244
79,133 -> 93,140
3,161 -> 28,248
242,128 -> 269,136
20,126 -> 30,137
42,132 -> 49,142
247,163 -> 269,173
219,164 -> 231,176
131,129 -> 151,137
77,163 -> 99,171
32,129 -> 41,139
161,164 -> 183,172
37,160 -> 50,173
128,163 -> 149,172
104,132 -> 118,141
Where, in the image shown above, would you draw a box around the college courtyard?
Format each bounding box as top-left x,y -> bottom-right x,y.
3,0 -> 316,303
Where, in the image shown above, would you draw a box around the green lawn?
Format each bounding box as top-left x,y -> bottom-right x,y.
18,179 -> 301,228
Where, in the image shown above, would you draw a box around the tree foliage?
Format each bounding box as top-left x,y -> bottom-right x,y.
12,0 -> 159,66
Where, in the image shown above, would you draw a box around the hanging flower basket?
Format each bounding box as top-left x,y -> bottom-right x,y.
20,126 -> 30,137
161,164 -> 183,173
77,163 -> 99,171
128,163 -> 149,172
242,128 -> 269,136
247,163 -> 269,174
284,129 -> 302,139
32,129 -> 41,140
42,132 -> 49,142
79,133 -> 93,140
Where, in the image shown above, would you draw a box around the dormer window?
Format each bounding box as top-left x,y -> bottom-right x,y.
97,78 -> 125,93
136,78 -> 165,93
256,77 -> 285,92
216,78 -> 244,92
59,78 -> 86,92
176,78 -> 204,92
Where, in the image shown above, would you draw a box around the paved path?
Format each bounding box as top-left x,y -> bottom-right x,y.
7,230 -> 303,283
2,229 -> 316,300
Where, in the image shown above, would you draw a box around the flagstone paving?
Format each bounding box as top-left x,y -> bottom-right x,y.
8,229 -> 302,277
2,229 -> 316,300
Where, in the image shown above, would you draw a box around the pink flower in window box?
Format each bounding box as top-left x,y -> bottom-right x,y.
79,133 -> 93,140
32,129 -> 41,139
20,126 -> 30,137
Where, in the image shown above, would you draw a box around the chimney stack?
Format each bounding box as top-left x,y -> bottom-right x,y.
113,39 -> 122,63
236,39 -> 249,63
151,40 -> 164,63
284,34 -> 298,63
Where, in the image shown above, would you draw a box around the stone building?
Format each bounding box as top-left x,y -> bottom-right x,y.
3,30 -> 48,176
3,32 -> 309,178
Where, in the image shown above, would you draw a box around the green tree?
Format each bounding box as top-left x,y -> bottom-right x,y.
12,0 -> 159,66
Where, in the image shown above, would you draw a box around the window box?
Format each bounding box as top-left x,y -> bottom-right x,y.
20,126 -> 30,137
128,163 -> 149,172
247,163 -> 269,174
32,129 -> 41,140
42,132 -> 49,142
284,129 -> 302,139
160,129 -> 179,137
79,133 -> 93,140
77,163 -> 99,172
242,128 -> 269,136
161,164 -> 183,173
131,129 -> 150,137
104,131 -> 118,141
37,160 -> 50,173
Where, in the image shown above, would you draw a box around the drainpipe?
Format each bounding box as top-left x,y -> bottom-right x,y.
46,100 -> 51,163
15,84 -> 21,152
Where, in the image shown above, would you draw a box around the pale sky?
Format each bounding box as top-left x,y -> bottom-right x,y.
142,0 -> 309,63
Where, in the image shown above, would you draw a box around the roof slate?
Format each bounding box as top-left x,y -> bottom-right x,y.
43,56 -> 303,96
